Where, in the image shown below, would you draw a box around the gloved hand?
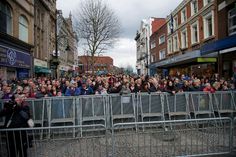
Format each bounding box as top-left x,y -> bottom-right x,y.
27,119 -> 34,128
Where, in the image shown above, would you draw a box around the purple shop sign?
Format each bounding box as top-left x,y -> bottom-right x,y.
0,45 -> 31,69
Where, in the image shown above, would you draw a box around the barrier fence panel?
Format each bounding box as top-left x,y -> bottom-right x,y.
0,100 -> 5,127
0,125 -> 108,157
212,91 -> 236,118
112,118 -> 232,157
189,93 -> 215,119
138,93 -> 164,122
79,95 -> 107,131
165,93 -> 191,120
234,117 -> 236,151
26,99 -> 47,127
109,94 -> 136,128
49,97 -> 76,126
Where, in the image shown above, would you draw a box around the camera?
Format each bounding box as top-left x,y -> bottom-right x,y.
4,100 -> 17,110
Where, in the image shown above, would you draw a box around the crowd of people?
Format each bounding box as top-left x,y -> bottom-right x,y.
0,73 -> 236,99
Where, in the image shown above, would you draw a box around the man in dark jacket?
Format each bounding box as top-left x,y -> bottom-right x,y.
0,94 -> 30,157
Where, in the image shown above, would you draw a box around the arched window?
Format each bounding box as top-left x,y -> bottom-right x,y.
0,1 -> 12,35
19,15 -> 29,42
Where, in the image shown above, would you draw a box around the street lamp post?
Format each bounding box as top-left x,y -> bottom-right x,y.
50,10 -> 70,79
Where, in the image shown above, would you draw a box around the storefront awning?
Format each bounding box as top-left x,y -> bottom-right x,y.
150,50 -> 201,68
35,66 -> 51,74
201,34 -> 236,55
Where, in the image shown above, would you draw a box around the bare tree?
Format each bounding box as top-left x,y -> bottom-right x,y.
74,0 -> 120,74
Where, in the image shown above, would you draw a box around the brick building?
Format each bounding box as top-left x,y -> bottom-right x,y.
149,22 -> 167,76
78,56 -> 113,74
151,0 -> 220,77
135,17 -> 165,75
201,0 -> 236,78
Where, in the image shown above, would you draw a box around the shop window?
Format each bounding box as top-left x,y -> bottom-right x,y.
0,1 -> 12,35
203,11 -> 214,39
19,15 -> 29,43
228,8 -> 236,36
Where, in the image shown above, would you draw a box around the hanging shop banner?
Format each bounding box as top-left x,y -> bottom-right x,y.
0,45 -> 31,69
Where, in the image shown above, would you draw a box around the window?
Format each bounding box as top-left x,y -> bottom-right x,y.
151,41 -> 156,49
151,55 -> 155,62
181,8 -> 187,23
159,49 -> 166,60
173,16 -> 178,30
191,0 -> 198,16
0,1 -> 12,35
167,21 -> 171,34
228,8 -> 236,36
204,0 -> 212,6
19,15 -> 29,42
203,11 -> 214,39
191,21 -> 199,44
159,35 -> 165,45
173,35 -> 179,52
181,29 -> 188,49
167,38 -> 172,54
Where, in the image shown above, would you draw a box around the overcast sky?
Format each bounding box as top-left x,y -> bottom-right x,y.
57,0 -> 182,69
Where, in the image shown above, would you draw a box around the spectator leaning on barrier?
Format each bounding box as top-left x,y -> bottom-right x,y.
164,80 -> 178,94
190,79 -> 203,91
65,83 -> 80,96
78,82 -> 94,95
120,82 -> 131,95
203,83 -> 215,93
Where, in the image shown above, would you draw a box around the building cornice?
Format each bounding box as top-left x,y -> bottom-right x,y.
0,32 -> 34,52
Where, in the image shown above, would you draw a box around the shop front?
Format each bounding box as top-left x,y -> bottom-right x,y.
59,65 -> 70,77
201,34 -> 236,78
150,50 -> 217,77
34,58 -> 51,77
0,44 -> 32,80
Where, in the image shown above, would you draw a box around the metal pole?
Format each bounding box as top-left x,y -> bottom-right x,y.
55,10 -> 58,79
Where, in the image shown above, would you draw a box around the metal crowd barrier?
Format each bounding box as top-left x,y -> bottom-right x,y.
164,93 -> 191,120
1,91 -> 236,129
0,100 -> 5,127
138,93 -> 165,122
109,94 -> 136,129
112,117 -> 233,157
0,117 -> 235,157
212,91 -> 236,118
234,117 -> 236,151
0,124 -> 108,157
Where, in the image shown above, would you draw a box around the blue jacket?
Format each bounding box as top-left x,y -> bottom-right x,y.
65,87 -> 80,96
78,86 -> 94,95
